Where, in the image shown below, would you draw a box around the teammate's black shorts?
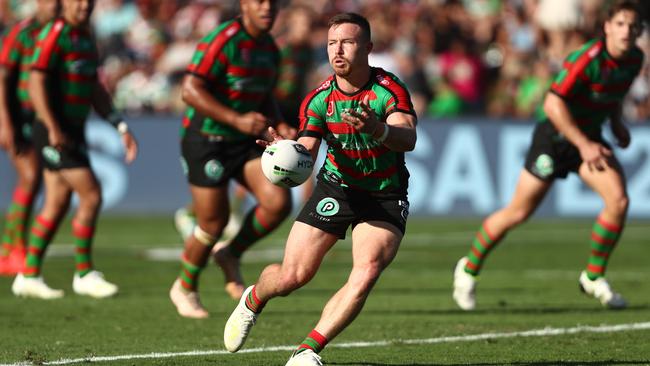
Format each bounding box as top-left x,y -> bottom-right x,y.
180,133 -> 263,187
296,177 -> 410,239
32,120 -> 90,170
7,111 -> 35,149
524,122 -> 608,181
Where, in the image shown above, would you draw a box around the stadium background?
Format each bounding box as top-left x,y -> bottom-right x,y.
2,0 -> 649,217
1,2 -> 650,365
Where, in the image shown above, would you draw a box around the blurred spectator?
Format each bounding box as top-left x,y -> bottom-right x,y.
2,0 -> 648,122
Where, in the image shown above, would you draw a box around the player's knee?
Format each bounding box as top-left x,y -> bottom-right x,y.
349,264 -> 382,294
508,207 -> 532,226
262,192 -> 292,216
607,194 -> 629,215
193,225 -> 218,246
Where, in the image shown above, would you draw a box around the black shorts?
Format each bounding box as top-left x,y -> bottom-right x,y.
296,178 -> 409,239
180,133 -> 263,187
8,111 -> 35,148
524,122 -> 609,181
32,120 -> 90,170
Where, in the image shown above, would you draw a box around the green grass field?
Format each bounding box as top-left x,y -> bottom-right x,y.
1,216 -> 649,366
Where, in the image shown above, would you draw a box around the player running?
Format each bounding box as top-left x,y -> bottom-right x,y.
453,0 -> 644,311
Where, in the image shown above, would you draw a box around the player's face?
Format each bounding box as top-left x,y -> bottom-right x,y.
604,9 -> 642,56
37,0 -> 59,21
327,23 -> 371,77
62,0 -> 94,26
241,0 -> 279,35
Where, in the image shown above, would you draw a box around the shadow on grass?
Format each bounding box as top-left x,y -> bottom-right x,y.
328,361 -> 650,366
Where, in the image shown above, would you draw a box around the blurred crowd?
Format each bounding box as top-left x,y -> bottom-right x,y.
1,0 -> 649,122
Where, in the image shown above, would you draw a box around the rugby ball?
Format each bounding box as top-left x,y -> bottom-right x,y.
261,140 -> 313,188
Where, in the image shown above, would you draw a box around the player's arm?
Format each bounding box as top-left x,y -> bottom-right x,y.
91,81 -> 138,163
344,94 -> 417,152
260,95 -> 297,140
29,69 -> 67,148
0,66 -> 16,152
609,104 -> 630,148
181,74 -> 268,136
543,92 -> 611,170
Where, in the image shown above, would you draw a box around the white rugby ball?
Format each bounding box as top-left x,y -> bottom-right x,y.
261,140 -> 314,188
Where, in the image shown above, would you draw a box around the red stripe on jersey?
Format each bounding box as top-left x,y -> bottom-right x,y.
194,21 -> 240,77
32,19 -> 65,70
299,76 -> 334,132
238,40 -> 276,52
64,52 -> 95,60
66,73 -> 95,82
338,145 -> 389,159
374,68 -> 413,112
552,41 -> 602,97
590,82 -> 630,93
305,124 -> 324,134
226,65 -> 275,78
0,19 -> 30,67
327,122 -> 356,134
65,95 -> 91,104
326,152 -> 397,179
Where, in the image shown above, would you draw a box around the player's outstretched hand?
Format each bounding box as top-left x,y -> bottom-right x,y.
121,131 -> 138,164
342,94 -> 380,135
256,126 -> 284,147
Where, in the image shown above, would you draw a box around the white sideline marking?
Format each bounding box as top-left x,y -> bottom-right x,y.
2,321 -> 649,366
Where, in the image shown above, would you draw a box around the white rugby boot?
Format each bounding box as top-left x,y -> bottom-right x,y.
224,285 -> 258,352
579,270 -> 627,309
285,349 -> 323,366
73,270 -> 118,298
169,279 -> 209,319
12,274 -> 64,299
452,256 -> 477,310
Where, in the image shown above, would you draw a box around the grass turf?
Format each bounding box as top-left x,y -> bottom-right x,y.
0,217 -> 649,365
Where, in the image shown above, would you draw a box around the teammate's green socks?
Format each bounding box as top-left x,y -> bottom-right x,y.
72,220 -> 95,277
24,215 -> 56,277
229,206 -> 277,257
178,255 -> 202,291
586,216 -> 622,280
465,222 -> 503,276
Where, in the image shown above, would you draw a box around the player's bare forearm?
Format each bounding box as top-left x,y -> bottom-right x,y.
381,112 -> 417,152
181,74 -> 239,127
543,93 -> 590,149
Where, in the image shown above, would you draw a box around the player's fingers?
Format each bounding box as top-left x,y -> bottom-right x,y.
256,139 -> 270,147
601,146 -> 612,156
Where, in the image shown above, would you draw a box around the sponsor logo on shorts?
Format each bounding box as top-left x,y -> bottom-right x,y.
316,197 -> 339,217
204,159 -> 224,181
399,200 -> 410,222
179,157 -> 189,176
42,146 -> 61,166
534,154 -> 554,178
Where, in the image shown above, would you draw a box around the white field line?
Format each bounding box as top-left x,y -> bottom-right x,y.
2,321 -> 649,366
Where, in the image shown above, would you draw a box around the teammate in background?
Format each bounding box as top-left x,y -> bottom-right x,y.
453,0 -> 644,311
224,13 -> 417,365
170,0 -> 295,319
273,4 -> 316,203
0,0 -> 59,276
11,0 -> 138,299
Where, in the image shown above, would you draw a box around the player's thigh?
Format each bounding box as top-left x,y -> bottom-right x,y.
58,167 -> 100,198
189,184 -> 230,227
240,156 -> 291,209
281,221 -> 338,279
41,169 -> 72,211
12,147 -> 40,183
351,221 -> 402,270
507,169 -> 552,213
578,156 -> 627,201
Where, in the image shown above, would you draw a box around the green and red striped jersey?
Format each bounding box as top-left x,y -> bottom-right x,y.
274,43 -> 312,102
542,38 -> 643,133
182,18 -> 280,140
30,18 -> 98,125
0,18 -> 43,120
299,67 -> 416,192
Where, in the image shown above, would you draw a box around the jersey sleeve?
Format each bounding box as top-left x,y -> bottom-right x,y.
186,34 -> 228,81
376,70 -> 416,117
298,87 -> 328,139
31,21 -> 64,72
550,51 -> 594,99
0,24 -> 25,69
